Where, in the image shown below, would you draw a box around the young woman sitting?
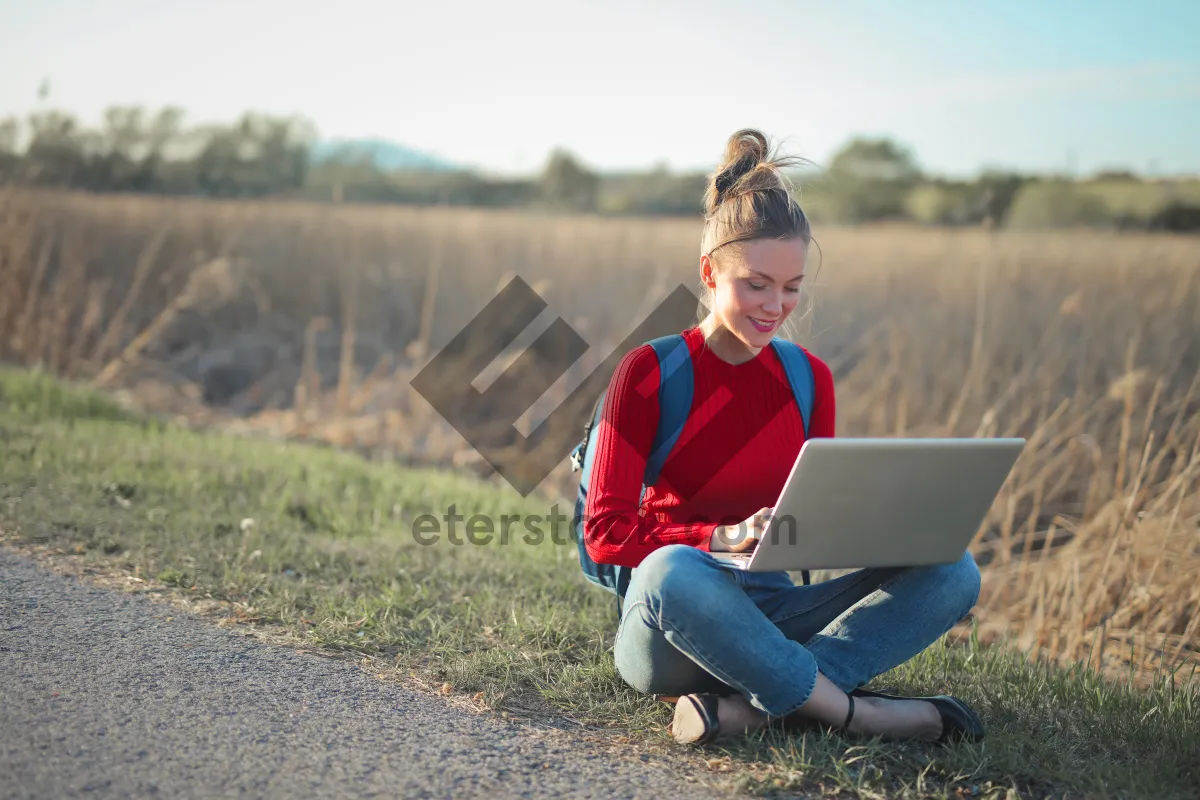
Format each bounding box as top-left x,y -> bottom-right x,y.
582,129 -> 985,745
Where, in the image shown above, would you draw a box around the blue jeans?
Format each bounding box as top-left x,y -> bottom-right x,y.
613,545 -> 981,718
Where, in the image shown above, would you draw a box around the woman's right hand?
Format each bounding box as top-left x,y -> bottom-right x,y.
709,507 -> 773,553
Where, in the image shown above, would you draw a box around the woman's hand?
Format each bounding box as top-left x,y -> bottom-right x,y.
709,507 -> 774,553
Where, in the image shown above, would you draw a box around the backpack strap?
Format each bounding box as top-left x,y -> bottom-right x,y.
574,336 -> 693,608
575,391 -> 634,605
769,338 -> 815,438
644,334 -> 693,487
612,334 -> 693,609
614,335 -> 691,609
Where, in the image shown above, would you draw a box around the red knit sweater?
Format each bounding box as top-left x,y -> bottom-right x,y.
583,326 -> 836,569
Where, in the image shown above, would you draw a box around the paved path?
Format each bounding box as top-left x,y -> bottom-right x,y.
0,549 -> 730,799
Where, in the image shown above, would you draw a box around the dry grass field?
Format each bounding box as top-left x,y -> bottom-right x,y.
3,188 -> 1199,688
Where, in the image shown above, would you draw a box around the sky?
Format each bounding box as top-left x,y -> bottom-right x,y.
2,0 -> 1198,178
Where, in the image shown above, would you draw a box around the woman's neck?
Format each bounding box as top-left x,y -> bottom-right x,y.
698,315 -> 762,365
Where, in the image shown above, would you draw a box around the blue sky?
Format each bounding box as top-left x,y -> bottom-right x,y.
2,0 -> 1197,177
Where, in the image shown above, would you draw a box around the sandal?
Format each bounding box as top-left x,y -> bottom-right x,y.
670,693 -> 722,744
850,687 -> 985,743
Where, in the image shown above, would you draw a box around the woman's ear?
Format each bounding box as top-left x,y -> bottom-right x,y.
699,254 -> 717,288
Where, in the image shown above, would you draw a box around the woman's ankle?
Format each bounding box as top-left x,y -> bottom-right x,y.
845,695 -> 884,736
715,694 -> 768,737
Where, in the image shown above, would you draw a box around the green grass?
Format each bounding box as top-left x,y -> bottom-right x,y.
1,367 -> 1197,799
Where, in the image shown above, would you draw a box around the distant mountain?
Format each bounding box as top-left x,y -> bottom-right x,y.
310,138 -> 461,172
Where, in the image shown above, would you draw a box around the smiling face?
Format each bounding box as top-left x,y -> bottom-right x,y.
700,237 -> 808,354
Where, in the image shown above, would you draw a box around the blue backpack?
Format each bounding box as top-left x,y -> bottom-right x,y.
568,334 -> 816,611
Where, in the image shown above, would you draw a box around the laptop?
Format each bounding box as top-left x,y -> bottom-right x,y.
709,437 -> 1025,572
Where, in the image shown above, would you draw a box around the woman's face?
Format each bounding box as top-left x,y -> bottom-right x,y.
702,237 -> 807,351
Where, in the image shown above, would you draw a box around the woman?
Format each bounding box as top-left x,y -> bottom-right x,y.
582,129 -> 985,745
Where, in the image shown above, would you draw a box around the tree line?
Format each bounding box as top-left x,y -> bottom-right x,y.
0,107 -> 313,196
2,105 -> 1196,230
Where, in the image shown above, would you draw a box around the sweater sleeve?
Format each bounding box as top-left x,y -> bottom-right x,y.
582,345 -> 718,569
805,349 -> 837,439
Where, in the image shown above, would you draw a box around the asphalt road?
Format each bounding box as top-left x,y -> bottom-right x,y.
0,548 -> 730,799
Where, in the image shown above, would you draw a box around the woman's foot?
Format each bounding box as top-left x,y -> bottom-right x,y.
844,695 -> 944,739
850,688 -> 985,742
670,693 -> 768,744
782,674 -> 984,743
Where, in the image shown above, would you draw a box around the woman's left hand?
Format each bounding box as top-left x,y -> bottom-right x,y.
710,506 -> 774,552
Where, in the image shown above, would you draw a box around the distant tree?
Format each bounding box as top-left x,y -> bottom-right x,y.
194,124 -> 243,196
258,115 -> 316,191
539,149 -> 598,212
972,170 -> 1029,227
824,137 -> 922,222
24,110 -> 89,187
1093,169 -> 1139,182
87,106 -> 146,190
1005,180 -> 1112,229
903,181 -> 974,225
193,112 -> 314,197
1148,202 -> 1200,233
828,138 -> 921,183
139,107 -> 186,190
0,116 -> 20,180
596,167 -> 707,216
1,104 -> 318,197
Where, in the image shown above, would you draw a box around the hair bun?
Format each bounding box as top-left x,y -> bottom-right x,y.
699,129 -> 811,257
704,129 -> 786,215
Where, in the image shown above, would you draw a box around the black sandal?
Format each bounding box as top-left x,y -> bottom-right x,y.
850,687 -> 985,743
670,693 -> 721,744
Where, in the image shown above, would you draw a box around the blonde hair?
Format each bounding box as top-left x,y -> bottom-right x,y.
698,129 -> 816,341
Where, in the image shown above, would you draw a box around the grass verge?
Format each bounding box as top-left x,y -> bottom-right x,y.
1,367 -> 1196,799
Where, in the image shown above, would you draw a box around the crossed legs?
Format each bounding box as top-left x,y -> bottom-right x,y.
613,544 -> 981,719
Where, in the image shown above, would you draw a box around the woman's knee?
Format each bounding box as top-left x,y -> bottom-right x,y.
628,543 -> 715,601
614,614 -> 725,697
903,549 -> 981,622
938,550 -> 981,620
